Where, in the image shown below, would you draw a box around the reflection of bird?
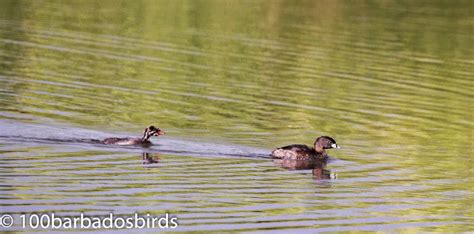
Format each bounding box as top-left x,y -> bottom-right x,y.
273,159 -> 336,180
312,167 -> 336,180
271,136 -> 340,160
102,126 -> 165,146
273,158 -> 326,170
142,153 -> 160,165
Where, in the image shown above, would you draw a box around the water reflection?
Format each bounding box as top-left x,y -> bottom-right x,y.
273,158 -> 336,180
142,152 -> 160,166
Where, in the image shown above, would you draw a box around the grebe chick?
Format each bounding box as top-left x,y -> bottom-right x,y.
102,126 -> 165,146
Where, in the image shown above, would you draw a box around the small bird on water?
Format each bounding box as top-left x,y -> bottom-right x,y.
271,136 -> 340,160
101,126 -> 165,146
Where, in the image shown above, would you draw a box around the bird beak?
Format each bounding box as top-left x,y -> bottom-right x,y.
331,143 -> 341,149
157,130 -> 166,135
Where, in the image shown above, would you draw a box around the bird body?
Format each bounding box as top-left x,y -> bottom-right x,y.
271,136 -> 339,160
102,126 -> 165,146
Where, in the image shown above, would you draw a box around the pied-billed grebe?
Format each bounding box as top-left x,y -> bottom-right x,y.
271,136 -> 340,160
102,126 -> 165,146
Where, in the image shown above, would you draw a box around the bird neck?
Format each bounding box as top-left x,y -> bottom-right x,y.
314,143 -> 326,154
142,131 -> 151,142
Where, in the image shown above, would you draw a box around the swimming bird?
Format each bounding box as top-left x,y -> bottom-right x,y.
271,136 -> 340,160
102,126 -> 165,146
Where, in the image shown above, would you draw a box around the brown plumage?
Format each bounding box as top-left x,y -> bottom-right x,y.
271,136 -> 340,160
102,126 -> 165,146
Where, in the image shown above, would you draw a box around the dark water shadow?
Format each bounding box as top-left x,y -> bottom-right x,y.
142,152 -> 161,169
273,158 -> 337,180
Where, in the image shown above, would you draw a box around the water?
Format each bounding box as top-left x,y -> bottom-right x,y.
0,0 -> 472,232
